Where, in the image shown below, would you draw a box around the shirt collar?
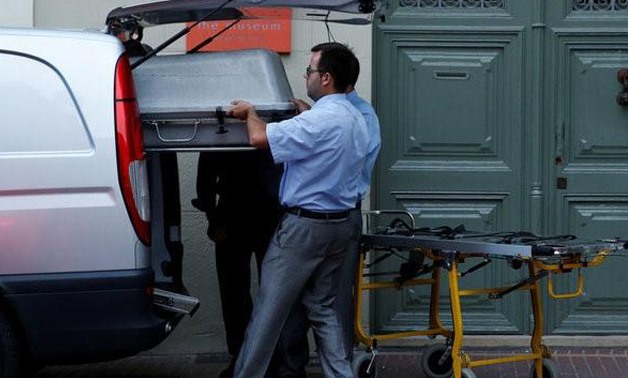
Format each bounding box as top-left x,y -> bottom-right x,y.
313,93 -> 347,108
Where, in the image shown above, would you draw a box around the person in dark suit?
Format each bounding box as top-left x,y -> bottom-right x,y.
110,20 -> 152,57
192,150 -> 282,378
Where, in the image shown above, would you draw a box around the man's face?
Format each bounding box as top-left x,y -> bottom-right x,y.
116,30 -> 131,42
305,51 -> 324,101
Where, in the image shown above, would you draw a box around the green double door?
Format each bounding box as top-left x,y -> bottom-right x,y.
373,0 -> 628,335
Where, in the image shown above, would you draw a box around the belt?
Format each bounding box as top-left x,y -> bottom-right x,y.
284,207 -> 350,220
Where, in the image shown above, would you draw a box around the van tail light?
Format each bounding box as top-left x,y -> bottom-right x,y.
114,54 -> 151,245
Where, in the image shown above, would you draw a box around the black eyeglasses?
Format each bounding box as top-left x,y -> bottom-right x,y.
306,65 -> 325,77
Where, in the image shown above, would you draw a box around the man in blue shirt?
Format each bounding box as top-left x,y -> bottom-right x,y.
276,43 -> 382,377
228,43 -> 368,378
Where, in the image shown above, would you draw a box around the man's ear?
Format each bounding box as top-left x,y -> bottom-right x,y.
320,72 -> 334,90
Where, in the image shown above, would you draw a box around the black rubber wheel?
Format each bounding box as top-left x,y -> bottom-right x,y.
461,368 -> 477,378
0,310 -> 21,378
352,352 -> 378,378
529,359 -> 558,378
420,343 -> 453,378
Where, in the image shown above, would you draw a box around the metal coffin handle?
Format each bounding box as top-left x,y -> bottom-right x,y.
150,120 -> 200,143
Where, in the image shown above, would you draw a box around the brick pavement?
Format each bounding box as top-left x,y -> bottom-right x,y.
374,347 -> 628,378
33,346 -> 628,378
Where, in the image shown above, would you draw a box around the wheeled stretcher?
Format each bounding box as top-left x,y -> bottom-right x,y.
353,211 -> 627,378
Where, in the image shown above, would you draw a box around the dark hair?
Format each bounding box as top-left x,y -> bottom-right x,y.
311,42 -> 360,92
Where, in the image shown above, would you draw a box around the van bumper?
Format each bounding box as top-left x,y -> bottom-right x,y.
0,268 -> 179,364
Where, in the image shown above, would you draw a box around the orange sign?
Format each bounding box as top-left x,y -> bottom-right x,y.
186,8 -> 292,53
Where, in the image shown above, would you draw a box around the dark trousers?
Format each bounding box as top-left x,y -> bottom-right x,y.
215,240 -> 265,358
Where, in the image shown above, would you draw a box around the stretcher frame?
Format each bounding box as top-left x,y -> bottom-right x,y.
353,211 -> 625,378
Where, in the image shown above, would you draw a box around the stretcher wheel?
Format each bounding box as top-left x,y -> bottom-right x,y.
529,359 -> 558,378
352,352 -> 378,378
461,368 -> 477,378
420,343 -> 453,378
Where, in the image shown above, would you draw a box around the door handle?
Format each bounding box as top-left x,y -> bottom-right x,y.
616,68 -> 628,106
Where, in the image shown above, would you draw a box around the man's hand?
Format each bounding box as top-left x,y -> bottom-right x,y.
208,224 -> 228,244
228,100 -> 269,148
290,98 -> 311,114
228,100 -> 255,120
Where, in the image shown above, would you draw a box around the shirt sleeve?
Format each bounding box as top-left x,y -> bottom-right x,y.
266,112 -> 319,164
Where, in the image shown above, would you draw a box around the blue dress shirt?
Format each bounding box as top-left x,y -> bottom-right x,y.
266,93 -> 368,211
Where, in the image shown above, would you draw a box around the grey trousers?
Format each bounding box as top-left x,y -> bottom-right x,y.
273,209 -> 362,376
233,213 -> 356,378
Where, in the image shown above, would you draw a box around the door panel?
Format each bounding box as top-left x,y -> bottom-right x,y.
378,29 -> 525,193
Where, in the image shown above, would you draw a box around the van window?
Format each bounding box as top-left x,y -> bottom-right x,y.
0,53 -> 92,154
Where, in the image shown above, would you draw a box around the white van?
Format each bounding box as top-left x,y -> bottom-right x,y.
0,1 -> 379,377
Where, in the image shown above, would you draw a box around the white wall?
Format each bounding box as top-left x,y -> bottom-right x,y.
0,0 -> 33,27
25,0 -> 373,357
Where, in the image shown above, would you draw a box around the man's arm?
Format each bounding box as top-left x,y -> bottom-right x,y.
194,152 -> 220,213
228,100 -> 269,149
191,153 -> 228,242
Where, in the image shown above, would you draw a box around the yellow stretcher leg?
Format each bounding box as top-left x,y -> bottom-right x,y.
448,258 -> 465,378
529,261 -> 550,377
429,268 -> 447,333
354,250 -> 371,348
